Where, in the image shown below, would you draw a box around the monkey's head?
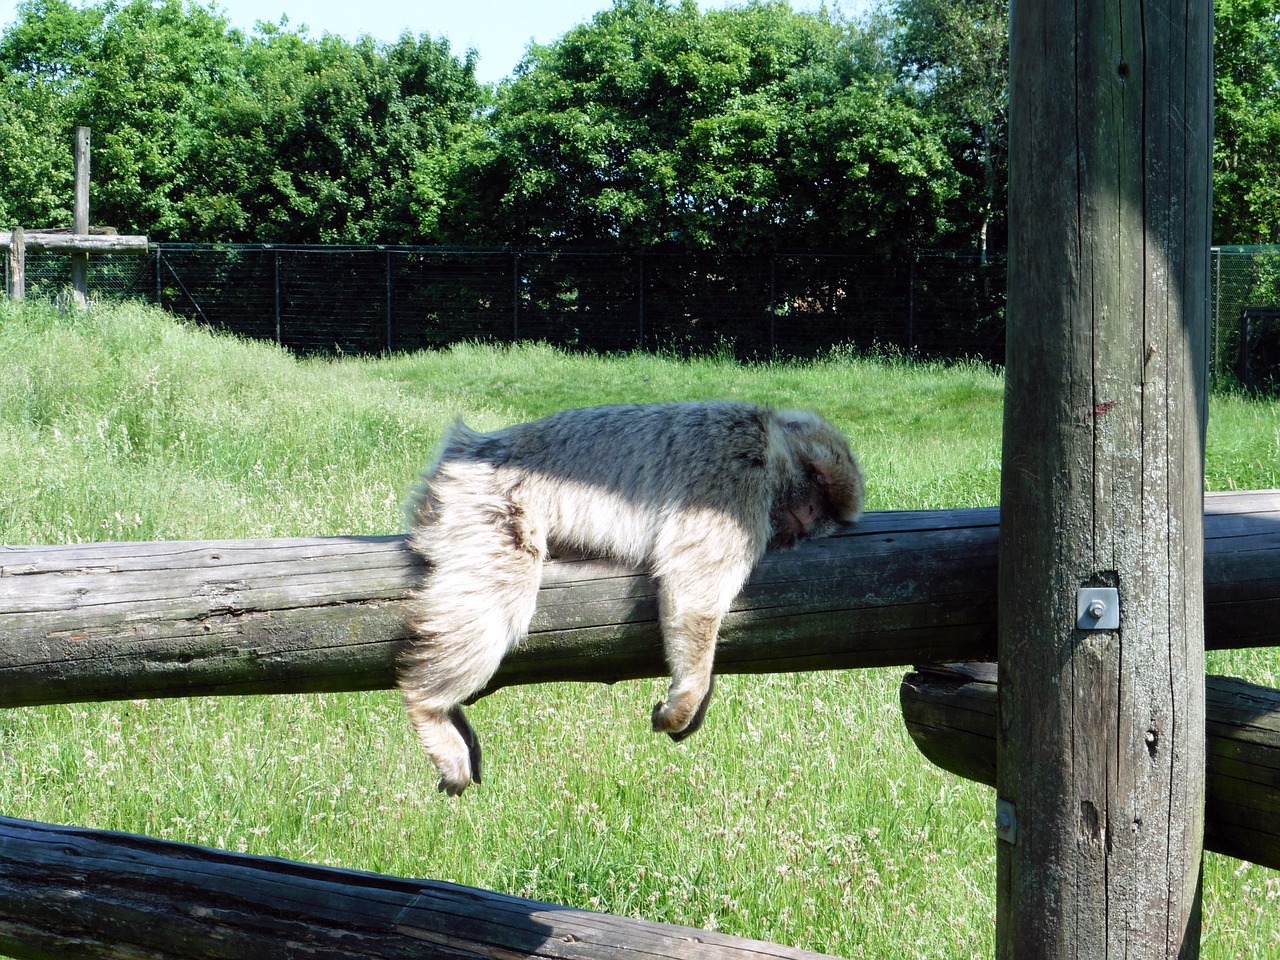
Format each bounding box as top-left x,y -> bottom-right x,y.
767,409 -> 864,550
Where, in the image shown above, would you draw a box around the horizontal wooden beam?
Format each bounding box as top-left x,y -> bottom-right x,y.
899,664 -> 1280,871
0,231 -> 148,253
0,815 -> 837,960
1,490 -> 1277,708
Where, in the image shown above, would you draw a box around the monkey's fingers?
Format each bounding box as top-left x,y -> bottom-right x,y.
437,776 -> 468,797
653,678 -> 717,742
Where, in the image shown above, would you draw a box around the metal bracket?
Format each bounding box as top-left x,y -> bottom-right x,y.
1077,587 -> 1120,630
996,798 -> 1017,845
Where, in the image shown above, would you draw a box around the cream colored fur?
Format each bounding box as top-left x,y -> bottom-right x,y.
401,401 -> 863,795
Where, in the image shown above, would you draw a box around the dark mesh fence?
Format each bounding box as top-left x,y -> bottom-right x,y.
910,251 -> 1008,363
8,242 -> 1016,367
110,245 -> 1010,362
10,242 -> 1278,386
16,242 -> 1275,384
1212,247 -> 1280,391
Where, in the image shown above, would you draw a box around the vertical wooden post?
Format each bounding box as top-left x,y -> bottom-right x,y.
512,250 -> 521,340
70,126 -> 90,308
6,226 -> 23,302
997,0 -> 1211,957
385,249 -> 393,353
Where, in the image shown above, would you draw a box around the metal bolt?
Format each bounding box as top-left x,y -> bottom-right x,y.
1077,586 -> 1120,630
995,798 -> 1018,844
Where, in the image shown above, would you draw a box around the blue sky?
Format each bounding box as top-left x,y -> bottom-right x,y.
0,0 -> 871,86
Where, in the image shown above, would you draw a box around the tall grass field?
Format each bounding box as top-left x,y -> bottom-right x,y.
1,299 -> 1278,958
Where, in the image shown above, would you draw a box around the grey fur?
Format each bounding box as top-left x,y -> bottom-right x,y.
400,400 -> 863,795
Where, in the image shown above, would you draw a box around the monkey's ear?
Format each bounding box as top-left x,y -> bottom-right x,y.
810,460 -> 864,526
779,410 -> 822,434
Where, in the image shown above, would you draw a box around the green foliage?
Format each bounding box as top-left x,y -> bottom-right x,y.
890,0 -> 1008,255
3,0 -> 1279,253
1214,0 -> 1280,244
430,0 -> 960,252
0,0 -> 485,242
225,29 -> 487,242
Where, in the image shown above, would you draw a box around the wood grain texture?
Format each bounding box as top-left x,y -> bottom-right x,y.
0,232 -> 149,252
1,492 -> 1276,709
0,816 -> 839,960
1000,0 -> 1213,954
900,665 -> 1280,871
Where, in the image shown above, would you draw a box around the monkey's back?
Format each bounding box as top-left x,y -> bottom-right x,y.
444,401 -> 778,566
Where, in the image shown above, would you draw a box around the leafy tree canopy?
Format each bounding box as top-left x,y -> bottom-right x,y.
0,0 -> 484,242
1214,0 -> 1280,244
2,0 -> 1277,249
424,0 -> 959,253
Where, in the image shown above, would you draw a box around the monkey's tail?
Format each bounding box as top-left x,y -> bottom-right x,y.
400,475 -> 546,793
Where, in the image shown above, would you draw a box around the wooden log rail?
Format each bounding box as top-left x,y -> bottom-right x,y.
0,230 -> 149,253
900,664 -> 1280,871
1,490 -> 1278,708
0,816 -> 838,960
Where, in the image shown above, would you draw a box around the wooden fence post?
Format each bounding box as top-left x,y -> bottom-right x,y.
5,226 -> 22,301
70,126 -> 90,308
998,0 -> 1212,956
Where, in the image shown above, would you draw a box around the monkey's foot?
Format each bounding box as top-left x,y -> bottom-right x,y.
435,760 -> 473,797
406,703 -> 483,796
651,678 -> 716,742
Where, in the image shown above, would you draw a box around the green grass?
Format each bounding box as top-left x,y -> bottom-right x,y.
1,299 -> 1278,958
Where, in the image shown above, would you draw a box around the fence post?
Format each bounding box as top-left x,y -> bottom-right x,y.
6,226 -> 23,302
1212,246 -> 1221,385
512,250 -> 520,341
638,252 -> 645,350
70,126 -> 90,308
385,249 -> 393,353
998,0 -> 1211,956
273,249 -> 281,346
155,246 -> 162,309
907,248 -> 916,353
769,255 -> 777,356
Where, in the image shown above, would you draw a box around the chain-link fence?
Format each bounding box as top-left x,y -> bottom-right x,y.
8,242 -> 1280,386
7,244 -> 1007,362
1212,247 -> 1280,392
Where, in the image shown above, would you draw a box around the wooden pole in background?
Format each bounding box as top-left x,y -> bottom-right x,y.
70,125 -> 90,308
5,226 -> 22,302
998,0 -> 1212,956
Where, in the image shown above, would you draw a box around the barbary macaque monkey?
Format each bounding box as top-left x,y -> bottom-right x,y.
400,401 -> 864,795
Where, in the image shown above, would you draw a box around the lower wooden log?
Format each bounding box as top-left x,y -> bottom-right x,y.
899,664 -> 1280,870
0,816 -> 836,960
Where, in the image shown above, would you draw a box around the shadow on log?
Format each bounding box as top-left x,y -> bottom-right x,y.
0,816 -> 838,960
899,664 -> 1280,871
1,491 -> 1278,708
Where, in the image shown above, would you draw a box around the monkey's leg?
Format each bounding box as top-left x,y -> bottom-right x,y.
402,689 -> 484,797
401,512 -> 545,795
650,575 -> 739,740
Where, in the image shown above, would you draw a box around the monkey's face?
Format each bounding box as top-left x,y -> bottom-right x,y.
767,419 -> 864,550
768,463 -> 861,549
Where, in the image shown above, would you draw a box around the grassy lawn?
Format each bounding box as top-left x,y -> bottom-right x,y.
1,299 -> 1278,958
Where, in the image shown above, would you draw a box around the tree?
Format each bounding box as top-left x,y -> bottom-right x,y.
0,0 -> 485,242
891,0 -> 1009,259
427,0 -> 959,253
226,26 -> 485,242
0,0 -> 98,228
1213,0 -> 1280,244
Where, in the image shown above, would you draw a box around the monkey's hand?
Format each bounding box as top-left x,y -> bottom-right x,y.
651,677 -> 716,742
432,705 -> 483,796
